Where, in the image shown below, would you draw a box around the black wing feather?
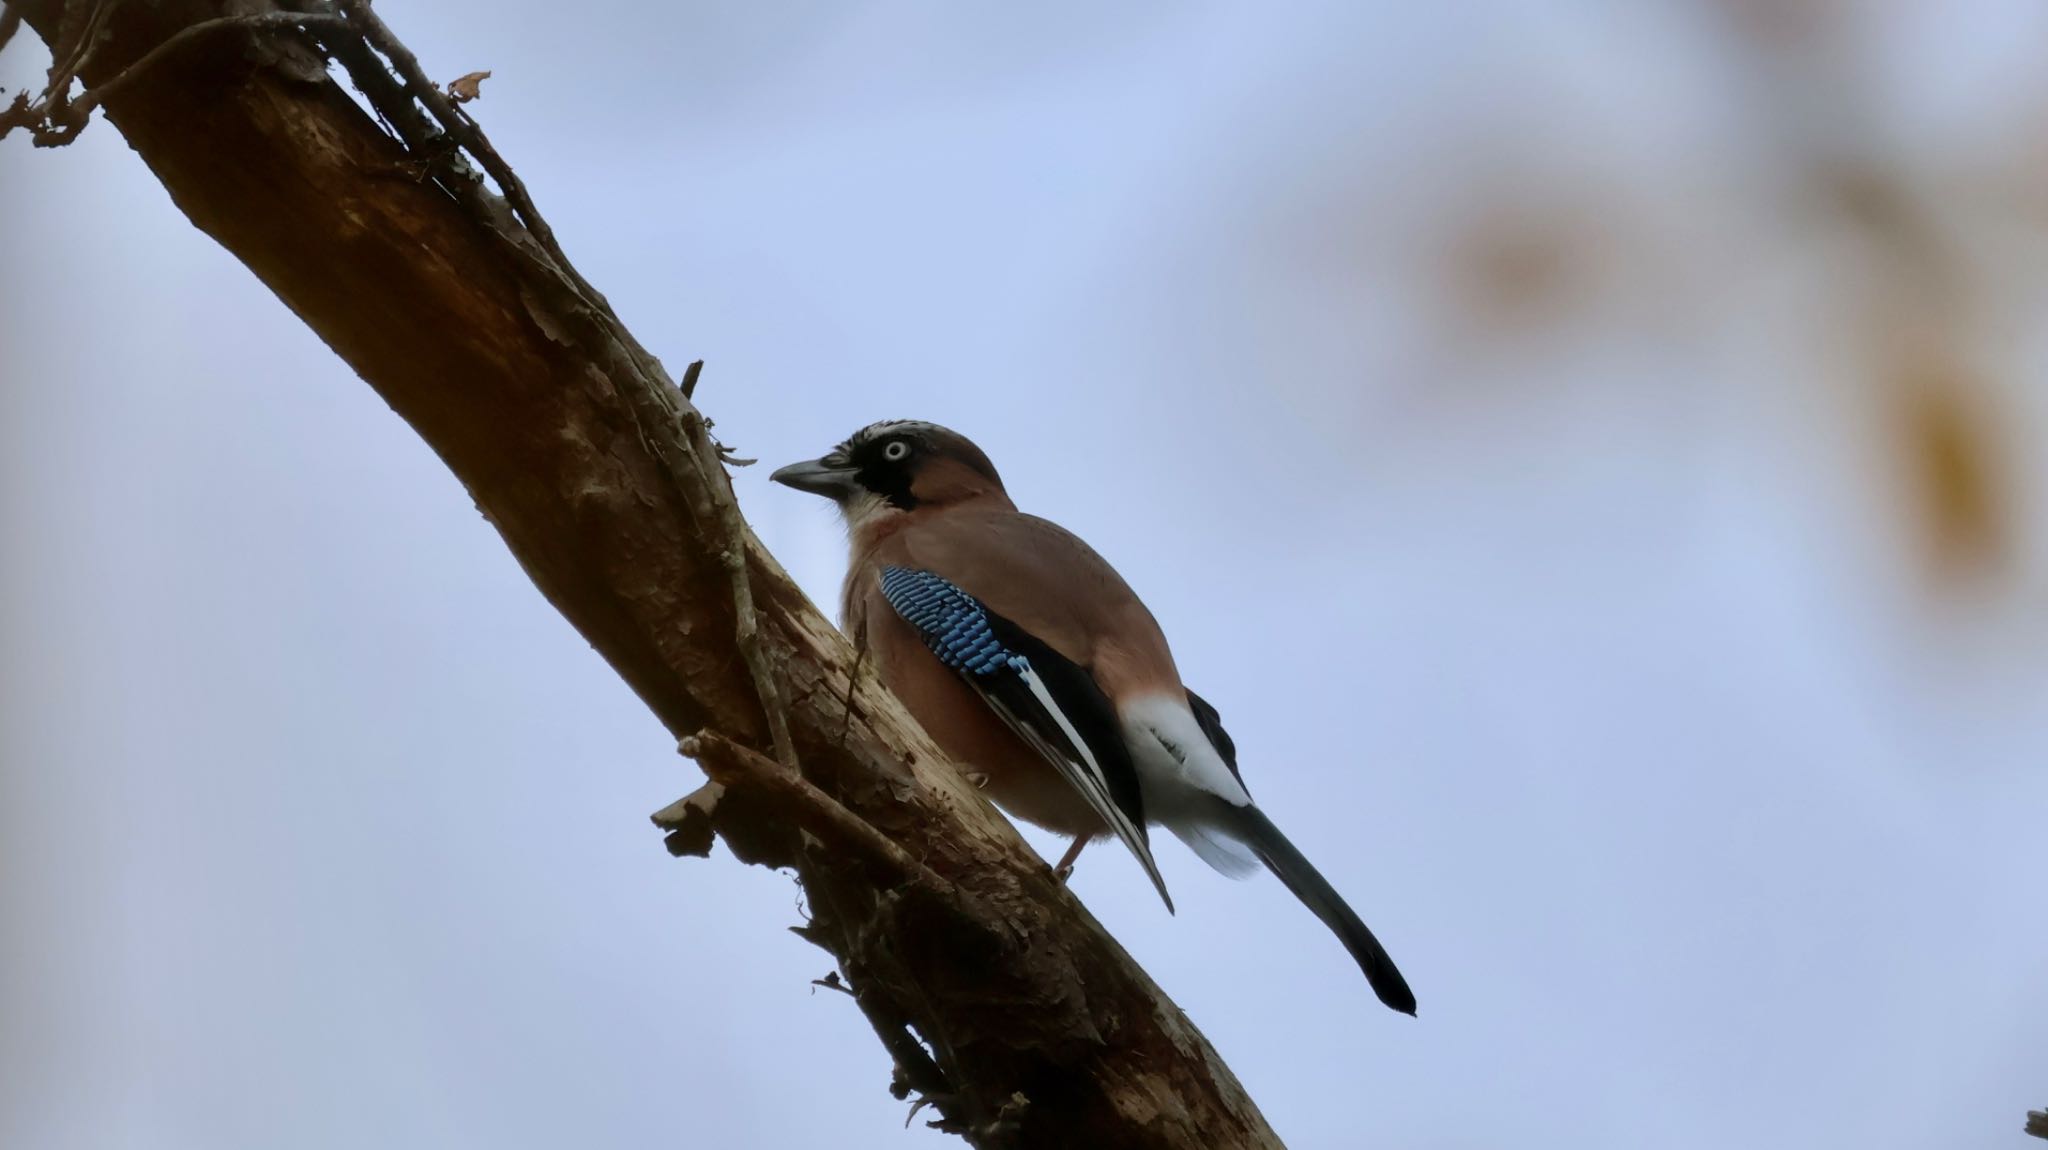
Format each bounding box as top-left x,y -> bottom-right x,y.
1184,687 -> 1248,795
985,611 -> 1148,833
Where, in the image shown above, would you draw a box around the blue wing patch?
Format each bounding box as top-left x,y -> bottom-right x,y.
879,567 -> 1024,677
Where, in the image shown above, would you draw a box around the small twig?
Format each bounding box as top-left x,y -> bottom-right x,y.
829,930 -> 960,1130
797,860 -> 978,1137
874,1019 -> 956,1128
679,731 -> 949,894
0,89 -> 32,138
45,0 -> 109,102
846,964 -> 962,1133
810,970 -> 855,997
322,0 -> 681,448
674,362 -> 798,769
678,372 -> 753,461
335,0 -> 593,304
716,506 -> 795,766
609,358 -> 795,772
0,10 -> 347,146
77,12 -> 344,117
301,4 -> 439,154
676,365 -> 753,465
838,615 -> 869,746
323,0 -> 680,423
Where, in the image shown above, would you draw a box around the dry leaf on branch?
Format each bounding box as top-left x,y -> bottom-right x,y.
445,70 -> 491,103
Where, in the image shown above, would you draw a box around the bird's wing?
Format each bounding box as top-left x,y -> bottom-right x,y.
878,565 -> 1173,910
1183,687 -> 1248,796
890,511 -> 1183,702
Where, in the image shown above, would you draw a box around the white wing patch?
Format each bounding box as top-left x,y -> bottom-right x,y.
1122,694 -> 1253,806
1122,694 -> 1262,880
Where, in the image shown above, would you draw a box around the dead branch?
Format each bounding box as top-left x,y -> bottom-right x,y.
2,2 -> 1286,1147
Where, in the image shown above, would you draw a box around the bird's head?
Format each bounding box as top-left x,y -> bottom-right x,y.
771,420 -> 1009,529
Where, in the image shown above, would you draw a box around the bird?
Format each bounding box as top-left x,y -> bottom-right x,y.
770,419 -> 1416,1015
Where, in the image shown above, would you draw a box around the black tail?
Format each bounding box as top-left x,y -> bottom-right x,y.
1230,805 -> 1417,1015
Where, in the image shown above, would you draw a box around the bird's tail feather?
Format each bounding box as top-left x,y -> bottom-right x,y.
1227,804 -> 1417,1015
1167,819 -> 1262,879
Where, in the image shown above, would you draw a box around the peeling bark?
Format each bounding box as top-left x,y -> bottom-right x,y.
5,2 -> 1287,1145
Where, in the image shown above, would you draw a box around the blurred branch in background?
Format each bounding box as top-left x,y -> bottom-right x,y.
1714,0 -> 2015,588
1249,0 -> 2043,609
0,2 -> 1286,1146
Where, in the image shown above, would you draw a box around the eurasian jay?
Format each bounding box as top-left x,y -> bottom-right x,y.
771,420 -> 1416,1015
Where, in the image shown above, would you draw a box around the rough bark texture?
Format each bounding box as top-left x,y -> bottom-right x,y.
5,3 -> 1286,1146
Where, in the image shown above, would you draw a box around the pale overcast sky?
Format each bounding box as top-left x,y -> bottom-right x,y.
4,3 -> 2046,1148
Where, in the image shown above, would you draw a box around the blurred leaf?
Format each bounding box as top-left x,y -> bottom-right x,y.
1444,202 -> 1591,334
1897,371 -> 2006,582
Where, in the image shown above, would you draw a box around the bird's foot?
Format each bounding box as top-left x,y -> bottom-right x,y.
1051,836 -> 1087,882
960,767 -> 990,790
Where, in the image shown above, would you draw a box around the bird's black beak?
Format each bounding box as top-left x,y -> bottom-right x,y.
769,456 -> 860,500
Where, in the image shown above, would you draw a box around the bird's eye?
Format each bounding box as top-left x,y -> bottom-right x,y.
882,439 -> 911,462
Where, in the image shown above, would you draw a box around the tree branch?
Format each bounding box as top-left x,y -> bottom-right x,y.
677,730 -> 949,895
0,7 -> 24,56
4,2 -> 1286,1146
